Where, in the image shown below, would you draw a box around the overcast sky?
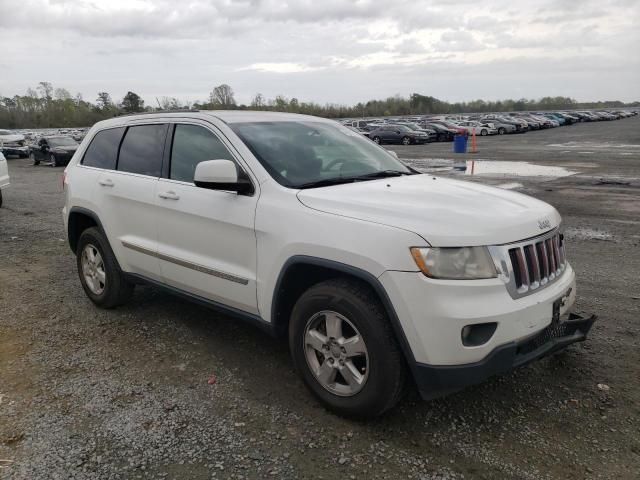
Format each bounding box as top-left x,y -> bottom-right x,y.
1,0 -> 639,106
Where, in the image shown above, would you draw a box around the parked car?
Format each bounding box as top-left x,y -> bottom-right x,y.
0,151 -> 9,207
0,129 -> 29,158
479,121 -> 516,135
456,121 -> 498,136
422,123 -> 457,142
398,122 -> 437,142
368,125 -> 430,145
30,136 -> 79,167
63,111 -> 595,417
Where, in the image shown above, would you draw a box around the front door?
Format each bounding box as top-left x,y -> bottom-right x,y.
155,122 -> 259,315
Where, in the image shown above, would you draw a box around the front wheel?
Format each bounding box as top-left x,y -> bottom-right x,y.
401,136 -> 411,145
437,133 -> 445,142
498,127 -> 506,135
289,279 -> 406,418
372,136 -> 381,144
49,154 -> 57,167
30,152 -> 39,165
76,227 -> 134,308
481,129 -> 488,136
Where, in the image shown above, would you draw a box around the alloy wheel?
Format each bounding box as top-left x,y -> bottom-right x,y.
303,310 -> 369,397
81,244 -> 106,295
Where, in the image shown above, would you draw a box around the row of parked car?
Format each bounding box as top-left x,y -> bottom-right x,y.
0,128 -> 86,166
340,109 -> 638,145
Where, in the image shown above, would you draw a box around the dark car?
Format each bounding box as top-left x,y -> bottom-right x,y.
30,136 -> 79,167
368,125 -> 430,145
423,122 -> 457,141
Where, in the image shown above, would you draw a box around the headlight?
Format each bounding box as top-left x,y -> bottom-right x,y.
410,247 -> 497,280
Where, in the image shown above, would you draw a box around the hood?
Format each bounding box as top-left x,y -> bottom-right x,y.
0,133 -> 25,144
52,145 -> 78,153
297,174 -> 560,246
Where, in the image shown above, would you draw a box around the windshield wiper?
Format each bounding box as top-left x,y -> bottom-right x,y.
296,170 -> 415,189
351,170 -> 415,179
296,177 -> 360,189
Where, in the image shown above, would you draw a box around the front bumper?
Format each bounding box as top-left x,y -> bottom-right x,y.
413,312 -> 596,399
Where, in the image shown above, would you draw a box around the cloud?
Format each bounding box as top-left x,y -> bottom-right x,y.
0,0 -> 637,105
240,62 -> 324,74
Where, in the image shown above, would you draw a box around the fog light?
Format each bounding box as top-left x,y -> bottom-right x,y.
461,322 -> 498,347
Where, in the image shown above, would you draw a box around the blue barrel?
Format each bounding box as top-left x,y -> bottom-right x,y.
453,134 -> 467,153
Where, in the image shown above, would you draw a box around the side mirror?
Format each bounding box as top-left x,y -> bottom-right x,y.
194,159 -> 254,195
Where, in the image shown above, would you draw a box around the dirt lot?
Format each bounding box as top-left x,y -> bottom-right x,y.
1,117 -> 639,479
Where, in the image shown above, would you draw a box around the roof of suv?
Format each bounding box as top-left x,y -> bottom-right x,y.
96,110 -> 331,129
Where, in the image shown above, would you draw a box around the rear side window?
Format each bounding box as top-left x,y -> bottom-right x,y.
117,124 -> 167,177
170,124 -> 235,182
82,127 -> 125,170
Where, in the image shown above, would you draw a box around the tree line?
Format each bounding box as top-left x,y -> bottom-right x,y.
1,82 -> 637,129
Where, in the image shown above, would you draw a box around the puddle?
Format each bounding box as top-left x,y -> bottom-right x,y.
464,161 -> 576,177
496,182 -> 524,190
547,142 -> 640,149
564,227 -> 613,242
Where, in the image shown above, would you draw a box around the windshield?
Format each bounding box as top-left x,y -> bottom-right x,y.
231,121 -> 412,188
48,137 -> 77,147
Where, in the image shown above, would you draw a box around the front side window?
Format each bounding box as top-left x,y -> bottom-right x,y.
230,121 -> 413,188
82,127 -> 125,170
170,124 -> 235,182
117,124 -> 166,177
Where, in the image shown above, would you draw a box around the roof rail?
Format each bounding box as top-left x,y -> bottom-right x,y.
115,109 -> 200,117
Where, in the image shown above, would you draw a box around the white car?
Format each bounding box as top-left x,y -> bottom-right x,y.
455,121 -> 498,136
0,151 -> 9,207
0,129 -> 29,158
62,111 -> 595,417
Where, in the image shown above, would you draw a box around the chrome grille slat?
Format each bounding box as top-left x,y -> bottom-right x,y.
490,229 -> 568,299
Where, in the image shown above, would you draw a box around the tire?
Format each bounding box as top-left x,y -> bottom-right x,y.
76,227 -> 134,308
49,154 -> 57,167
401,136 -> 411,145
437,133 -> 445,142
289,278 -> 406,418
30,152 -> 39,165
498,127 -> 506,135
480,129 -> 488,136
372,136 -> 381,144
0,189 -> 3,208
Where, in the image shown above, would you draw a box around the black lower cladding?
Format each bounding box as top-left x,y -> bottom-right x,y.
413,312 -> 597,399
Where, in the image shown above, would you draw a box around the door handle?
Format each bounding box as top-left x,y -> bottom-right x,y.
158,191 -> 180,200
98,179 -> 114,187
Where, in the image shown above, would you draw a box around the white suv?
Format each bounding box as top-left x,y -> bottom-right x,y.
63,111 -> 595,417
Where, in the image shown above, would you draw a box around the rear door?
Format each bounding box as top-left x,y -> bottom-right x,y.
155,121 -> 259,314
93,123 -> 168,280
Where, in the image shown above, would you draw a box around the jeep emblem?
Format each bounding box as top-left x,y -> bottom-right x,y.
538,218 -> 551,230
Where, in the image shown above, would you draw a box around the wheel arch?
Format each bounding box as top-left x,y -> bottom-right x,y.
67,206 -> 106,254
270,255 -> 417,366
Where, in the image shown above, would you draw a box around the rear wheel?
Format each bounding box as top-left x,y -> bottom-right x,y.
289,279 -> 406,418
401,136 -> 411,145
76,227 -> 134,308
498,127 -> 506,135
481,129 -> 488,136
49,154 -> 57,167
372,136 -> 381,144
30,152 -> 39,165
437,133 -> 445,142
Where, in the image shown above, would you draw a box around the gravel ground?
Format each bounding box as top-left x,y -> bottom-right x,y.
1,117 -> 639,479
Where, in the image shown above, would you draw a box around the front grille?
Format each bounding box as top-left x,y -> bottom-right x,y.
507,232 -> 565,294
